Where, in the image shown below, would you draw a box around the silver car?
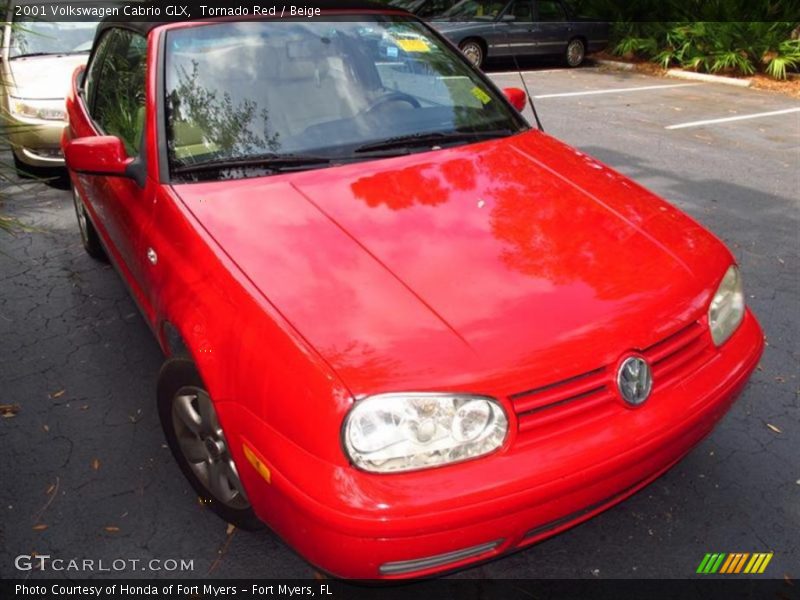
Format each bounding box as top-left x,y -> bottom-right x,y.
1,7 -> 99,172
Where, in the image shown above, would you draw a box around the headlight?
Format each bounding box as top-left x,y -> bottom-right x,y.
343,393 -> 508,473
9,97 -> 66,121
708,265 -> 745,346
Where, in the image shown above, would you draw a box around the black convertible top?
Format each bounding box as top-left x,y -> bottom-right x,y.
94,1 -> 405,40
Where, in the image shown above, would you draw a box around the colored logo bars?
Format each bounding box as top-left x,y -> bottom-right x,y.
696,552 -> 773,574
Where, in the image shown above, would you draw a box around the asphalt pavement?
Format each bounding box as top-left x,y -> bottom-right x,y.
1,64 -> 798,581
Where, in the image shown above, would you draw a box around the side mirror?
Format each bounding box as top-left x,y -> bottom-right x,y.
500,14 -> 517,22
64,136 -> 133,178
503,87 -> 527,112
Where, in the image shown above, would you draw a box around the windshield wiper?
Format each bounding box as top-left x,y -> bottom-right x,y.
354,129 -> 515,154
172,153 -> 335,175
172,149 -> 414,176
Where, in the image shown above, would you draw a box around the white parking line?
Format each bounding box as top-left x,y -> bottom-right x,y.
665,107 -> 800,129
533,83 -> 702,99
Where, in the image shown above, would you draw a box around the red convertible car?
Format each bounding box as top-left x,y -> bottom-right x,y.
62,5 -> 762,579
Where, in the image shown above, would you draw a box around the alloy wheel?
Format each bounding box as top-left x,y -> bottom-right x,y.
72,186 -> 89,246
566,39 -> 585,67
171,387 -> 250,510
461,42 -> 483,69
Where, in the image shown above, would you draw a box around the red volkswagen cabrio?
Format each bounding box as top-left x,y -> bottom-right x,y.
62,4 -> 763,579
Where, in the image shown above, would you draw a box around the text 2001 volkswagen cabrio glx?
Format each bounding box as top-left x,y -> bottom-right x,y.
62,5 -> 763,579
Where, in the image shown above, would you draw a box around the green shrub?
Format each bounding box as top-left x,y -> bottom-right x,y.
611,21 -> 799,79
763,38 -> 800,79
567,1 -> 799,79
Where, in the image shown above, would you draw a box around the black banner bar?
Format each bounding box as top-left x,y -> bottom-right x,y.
4,0 -> 800,22
1,578 -> 796,600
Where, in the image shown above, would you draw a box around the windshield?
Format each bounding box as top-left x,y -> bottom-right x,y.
165,17 -> 526,181
441,0 -> 506,19
8,20 -> 99,58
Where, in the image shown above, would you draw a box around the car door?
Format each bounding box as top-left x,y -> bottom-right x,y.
497,0 -> 536,57
533,0 -> 571,55
81,28 -> 154,315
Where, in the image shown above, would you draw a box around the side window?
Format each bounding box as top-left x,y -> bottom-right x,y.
92,29 -> 147,156
536,0 -> 566,21
421,0 -> 452,17
83,31 -> 114,108
509,0 -> 533,22
419,1 -> 435,17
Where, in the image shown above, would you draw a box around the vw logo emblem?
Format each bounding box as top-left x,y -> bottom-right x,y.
617,356 -> 653,406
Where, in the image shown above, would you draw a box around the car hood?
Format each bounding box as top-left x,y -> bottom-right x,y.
6,54 -> 88,99
173,131 -> 731,395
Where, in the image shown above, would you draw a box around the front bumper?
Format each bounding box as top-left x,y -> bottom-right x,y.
232,309 -> 763,579
3,114 -> 66,167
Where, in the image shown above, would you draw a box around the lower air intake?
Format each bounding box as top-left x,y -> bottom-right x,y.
379,539 -> 503,575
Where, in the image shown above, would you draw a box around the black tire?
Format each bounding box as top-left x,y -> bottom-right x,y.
565,37 -> 586,68
157,358 -> 264,531
71,184 -> 107,261
460,39 -> 485,69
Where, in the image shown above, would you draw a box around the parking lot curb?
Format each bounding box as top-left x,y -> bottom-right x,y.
592,59 -> 636,71
591,59 -> 756,89
666,69 -> 752,87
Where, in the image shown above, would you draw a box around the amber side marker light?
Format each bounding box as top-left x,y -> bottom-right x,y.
243,443 -> 271,484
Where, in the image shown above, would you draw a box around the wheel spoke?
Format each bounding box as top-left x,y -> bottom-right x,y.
177,433 -> 206,464
197,393 -> 220,436
173,393 -> 202,435
207,459 -> 237,504
223,459 -> 246,497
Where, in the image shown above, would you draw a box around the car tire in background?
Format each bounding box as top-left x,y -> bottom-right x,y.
71,185 -> 107,260
460,39 -> 485,69
565,37 -> 586,67
157,358 -> 264,531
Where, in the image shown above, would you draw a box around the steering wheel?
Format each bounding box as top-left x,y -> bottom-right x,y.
365,91 -> 421,114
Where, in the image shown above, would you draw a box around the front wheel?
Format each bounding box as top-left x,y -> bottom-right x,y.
565,38 -> 586,68
158,359 -> 263,531
71,185 -> 106,261
460,40 -> 484,69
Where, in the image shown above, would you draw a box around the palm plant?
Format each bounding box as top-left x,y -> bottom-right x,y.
611,20 -> 799,79
762,37 -> 800,79
572,0 -> 800,79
